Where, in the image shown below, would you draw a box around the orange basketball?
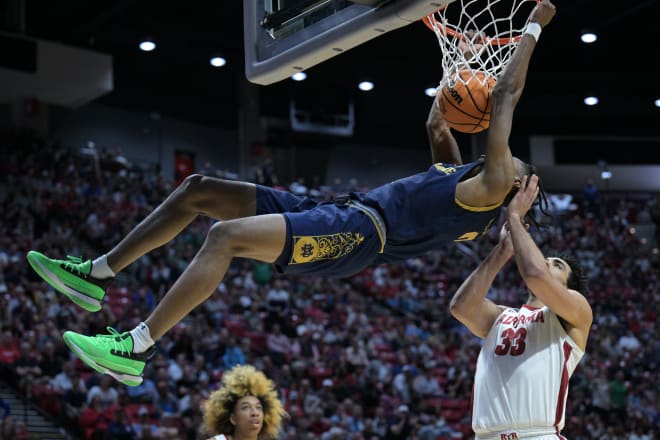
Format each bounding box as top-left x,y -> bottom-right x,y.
439,70 -> 496,134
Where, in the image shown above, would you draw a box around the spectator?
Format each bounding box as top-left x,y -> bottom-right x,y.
266,323 -> 291,365
345,338 -> 369,372
51,361 -> 86,395
616,329 -> 641,353
222,337 -> 246,370
36,340 -> 64,380
385,405 -> 414,440
60,374 -> 87,436
154,380 -> 178,417
610,370 -> 628,420
0,397 -> 10,421
167,352 -> 187,383
126,374 -> 158,404
12,341 -> 43,390
589,374 -> 611,419
131,406 -> 159,439
412,366 -> 442,398
86,375 -> 119,408
0,326 -> 20,367
107,407 -> 137,439
392,365 -> 415,404
265,278 -> 291,332
79,395 -> 111,439
155,413 -> 179,439
582,178 -> 601,213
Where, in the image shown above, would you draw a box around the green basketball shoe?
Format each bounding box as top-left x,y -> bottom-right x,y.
63,327 -> 157,387
27,251 -> 111,312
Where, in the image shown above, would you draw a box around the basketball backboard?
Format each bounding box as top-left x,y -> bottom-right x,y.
244,0 -> 453,85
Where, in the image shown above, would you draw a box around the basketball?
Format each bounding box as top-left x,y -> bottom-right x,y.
439,70 -> 496,134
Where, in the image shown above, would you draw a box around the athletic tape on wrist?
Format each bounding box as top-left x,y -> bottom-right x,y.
525,22 -> 542,42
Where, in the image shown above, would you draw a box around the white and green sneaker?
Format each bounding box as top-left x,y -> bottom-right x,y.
27,251 -> 111,312
63,327 -> 157,387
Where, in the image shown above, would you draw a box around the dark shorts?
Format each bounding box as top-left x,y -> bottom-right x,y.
256,186 -> 382,278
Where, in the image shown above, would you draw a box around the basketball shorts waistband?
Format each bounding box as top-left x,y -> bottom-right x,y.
475,427 -> 565,440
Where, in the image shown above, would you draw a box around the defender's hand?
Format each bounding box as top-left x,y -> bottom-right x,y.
507,174 -> 539,221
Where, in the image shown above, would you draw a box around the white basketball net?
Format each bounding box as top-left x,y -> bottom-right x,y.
425,0 -> 538,89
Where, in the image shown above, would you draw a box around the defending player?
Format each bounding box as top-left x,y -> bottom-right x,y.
450,174 -> 592,439
26,1 -> 557,385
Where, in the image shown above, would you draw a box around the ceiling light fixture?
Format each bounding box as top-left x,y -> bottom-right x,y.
424,87 -> 437,97
580,31 -> 597,44
291,72 -> 307,81
139,39 -> 156,52
210,56 -> 227,67
358,81 -> 374,91
584,96 -> 599,106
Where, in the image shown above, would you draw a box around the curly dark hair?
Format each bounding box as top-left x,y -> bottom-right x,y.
555,253 -> 589,294
202,365 -> 288,439
502,161 -> 551,228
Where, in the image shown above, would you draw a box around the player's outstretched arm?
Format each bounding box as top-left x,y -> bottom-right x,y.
507,175 -> 593,348
450,224 -> 512,338
427,89 -> 462,165
480,0 -> 556,204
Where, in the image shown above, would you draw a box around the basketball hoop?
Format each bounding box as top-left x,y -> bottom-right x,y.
423,0 -> 539,89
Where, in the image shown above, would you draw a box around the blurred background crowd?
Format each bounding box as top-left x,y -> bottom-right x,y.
0,129 -> 658,440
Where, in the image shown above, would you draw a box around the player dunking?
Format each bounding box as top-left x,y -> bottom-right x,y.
450,174 -> 592,439
27,1 -> 557,386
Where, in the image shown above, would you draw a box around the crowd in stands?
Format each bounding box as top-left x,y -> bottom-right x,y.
0,129 -> 658,439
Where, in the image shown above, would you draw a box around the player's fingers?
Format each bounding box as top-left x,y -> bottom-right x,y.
520,174 -> 528,188
525,175 -> 539,192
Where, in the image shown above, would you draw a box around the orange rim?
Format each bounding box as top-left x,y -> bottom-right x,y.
422,0 -> 541,46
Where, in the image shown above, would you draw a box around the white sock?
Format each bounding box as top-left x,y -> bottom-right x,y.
91,255 -> 116,279
129,322 -> 155,353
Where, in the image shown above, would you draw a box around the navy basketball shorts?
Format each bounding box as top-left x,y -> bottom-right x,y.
256,185 -> 382,278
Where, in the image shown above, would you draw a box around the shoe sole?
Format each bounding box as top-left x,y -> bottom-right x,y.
27,252 -> 102,312
63,335 -> 143,387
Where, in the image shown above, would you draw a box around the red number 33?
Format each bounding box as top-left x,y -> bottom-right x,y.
494,328 -> 527,356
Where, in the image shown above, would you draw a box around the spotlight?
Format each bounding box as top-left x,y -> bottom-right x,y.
139,39 -> 156,52
580,31 -> 597,44
358,81 -> 374,91
584,96 -> 599,106
210,56 -> 226,67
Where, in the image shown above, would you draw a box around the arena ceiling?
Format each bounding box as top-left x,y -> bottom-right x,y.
7,1 -> 660,161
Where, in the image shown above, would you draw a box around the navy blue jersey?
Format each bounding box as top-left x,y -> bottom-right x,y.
361,160 -> 502,263
255,159 -> 502,277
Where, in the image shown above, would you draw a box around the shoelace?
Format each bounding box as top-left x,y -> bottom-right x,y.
61,255 -> 88,277
95,327 -> 133,356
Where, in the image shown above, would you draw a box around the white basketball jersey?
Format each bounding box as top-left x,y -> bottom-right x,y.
472,305 -> 584,440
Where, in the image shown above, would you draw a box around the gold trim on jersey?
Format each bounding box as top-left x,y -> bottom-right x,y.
453,217 -> 495,242
454,197 -> 502,212
289,232 -> 365,265
433,163 -> 457,174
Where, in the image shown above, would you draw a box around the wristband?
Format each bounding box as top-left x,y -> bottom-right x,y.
525,22 -> 542,42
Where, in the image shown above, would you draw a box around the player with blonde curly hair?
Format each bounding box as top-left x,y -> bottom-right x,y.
203,364 -> 288,440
